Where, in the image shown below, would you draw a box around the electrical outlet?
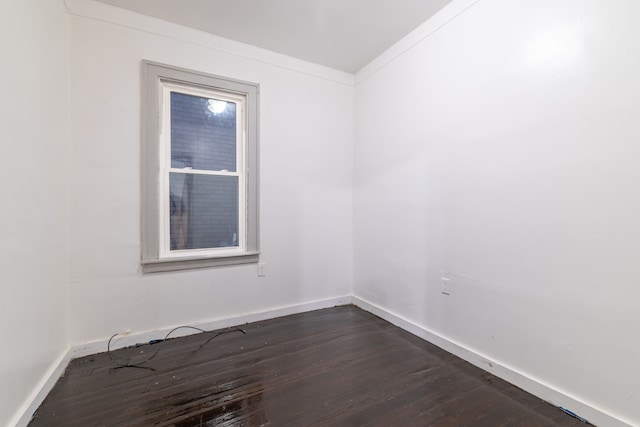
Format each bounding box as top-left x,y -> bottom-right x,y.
441,277 -> 451,296
257,262 -> 267,277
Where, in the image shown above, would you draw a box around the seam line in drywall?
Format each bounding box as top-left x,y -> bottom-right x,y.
355,0 -> 483,86
65,1 -> 354,87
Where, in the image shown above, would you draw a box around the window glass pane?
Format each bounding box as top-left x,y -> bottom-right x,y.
170,92 -> 237,172
169,173 -> 239,250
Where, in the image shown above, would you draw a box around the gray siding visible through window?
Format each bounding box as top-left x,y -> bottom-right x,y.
170,92 -> 237,172
169,174 -> 239,250
169,92 -> 239,250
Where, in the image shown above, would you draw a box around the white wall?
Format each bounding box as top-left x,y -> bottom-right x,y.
7,0 -> 639,425
0,1 -> 70,425
354,0 -> 640,425
67,2 -> 354,344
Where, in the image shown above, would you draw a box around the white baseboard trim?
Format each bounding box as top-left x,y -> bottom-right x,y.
15,295 -> 631,427
12,349 -> 74,427
69,295 -> 352,358
12,295 -> 352,427
352,295 -> 633,427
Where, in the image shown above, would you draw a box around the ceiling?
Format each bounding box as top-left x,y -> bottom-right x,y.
93,0 -> 453,73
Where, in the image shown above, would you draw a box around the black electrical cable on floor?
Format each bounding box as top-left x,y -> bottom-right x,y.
107,326 -> 246,370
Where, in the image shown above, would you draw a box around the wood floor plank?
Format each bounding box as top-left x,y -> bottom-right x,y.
28,306 -> 589,426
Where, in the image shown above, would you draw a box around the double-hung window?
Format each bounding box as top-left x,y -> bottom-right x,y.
141,62 -> 259,272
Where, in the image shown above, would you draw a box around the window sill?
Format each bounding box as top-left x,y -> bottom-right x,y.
141,251 -> 259,273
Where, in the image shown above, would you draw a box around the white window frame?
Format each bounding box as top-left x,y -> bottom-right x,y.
141,61 -> 259,273
159,84 -> 247,259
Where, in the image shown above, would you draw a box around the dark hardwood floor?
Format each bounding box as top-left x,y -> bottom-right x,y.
29,306 -> 587,426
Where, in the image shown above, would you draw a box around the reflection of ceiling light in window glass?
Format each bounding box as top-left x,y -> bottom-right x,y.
207,99 -> 227,114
